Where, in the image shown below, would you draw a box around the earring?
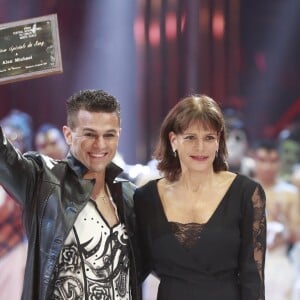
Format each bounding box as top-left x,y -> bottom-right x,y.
173,149 -> 177,158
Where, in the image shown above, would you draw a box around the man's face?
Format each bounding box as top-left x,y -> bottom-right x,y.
254,148 -> 280,183
63,110 -> 121,174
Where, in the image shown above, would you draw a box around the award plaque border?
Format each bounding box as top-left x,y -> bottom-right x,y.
0,14 -> 63,84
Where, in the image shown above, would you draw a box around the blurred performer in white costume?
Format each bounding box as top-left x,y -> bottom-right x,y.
223,108 -> 255,176
277,123 -> 300,300
253,139 -> 300,300
0,110 -> 32,300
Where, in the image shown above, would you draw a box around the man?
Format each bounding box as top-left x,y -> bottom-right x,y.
252,139 -> 300,300
0,89 -> 141,300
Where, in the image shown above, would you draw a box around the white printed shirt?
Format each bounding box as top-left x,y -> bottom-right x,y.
50,200 -> 131,300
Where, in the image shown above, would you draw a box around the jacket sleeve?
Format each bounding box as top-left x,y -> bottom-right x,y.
0,126 -> 37,206
239,182 -> 266,300
133,187 -> 152,283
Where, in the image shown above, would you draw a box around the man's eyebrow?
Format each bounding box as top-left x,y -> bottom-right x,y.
82,127 -> 96,132
81,128 -> 118,134
105,129 -> 119,134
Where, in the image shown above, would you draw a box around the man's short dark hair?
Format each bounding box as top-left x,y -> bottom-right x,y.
66,89 -> 121,129
252,139 -> 279,152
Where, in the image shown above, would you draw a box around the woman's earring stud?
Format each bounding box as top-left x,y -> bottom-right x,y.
173,149 -> 177,158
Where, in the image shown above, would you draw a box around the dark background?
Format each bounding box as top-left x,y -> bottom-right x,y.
0,0 -> 299,164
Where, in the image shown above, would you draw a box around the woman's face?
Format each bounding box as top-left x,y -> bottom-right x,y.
169,122 -> 219,174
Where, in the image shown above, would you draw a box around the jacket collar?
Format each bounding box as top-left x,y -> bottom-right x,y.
66,152 -> 124,184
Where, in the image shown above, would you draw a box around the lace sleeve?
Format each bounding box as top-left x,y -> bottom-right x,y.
239,184 -> 266,300
252,186 -> 266,288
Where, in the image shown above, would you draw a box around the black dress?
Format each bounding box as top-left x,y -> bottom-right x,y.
134,174 -> 266,300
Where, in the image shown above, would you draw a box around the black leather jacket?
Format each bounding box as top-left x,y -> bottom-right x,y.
0,128 -> 142,300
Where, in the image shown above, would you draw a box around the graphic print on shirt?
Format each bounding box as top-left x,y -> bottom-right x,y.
50,201 -> 130,300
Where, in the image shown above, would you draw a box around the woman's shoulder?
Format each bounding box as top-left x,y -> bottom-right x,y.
231,173 -> 266,206
220,171 -> 263,197
220,170 -> 258,186
136,178 -> 160,191
235,173 -> 261,188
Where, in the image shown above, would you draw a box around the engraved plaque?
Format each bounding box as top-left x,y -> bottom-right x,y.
0,14 -> 63,84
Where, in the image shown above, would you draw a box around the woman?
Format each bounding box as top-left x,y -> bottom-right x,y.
134,95 -> 266,299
